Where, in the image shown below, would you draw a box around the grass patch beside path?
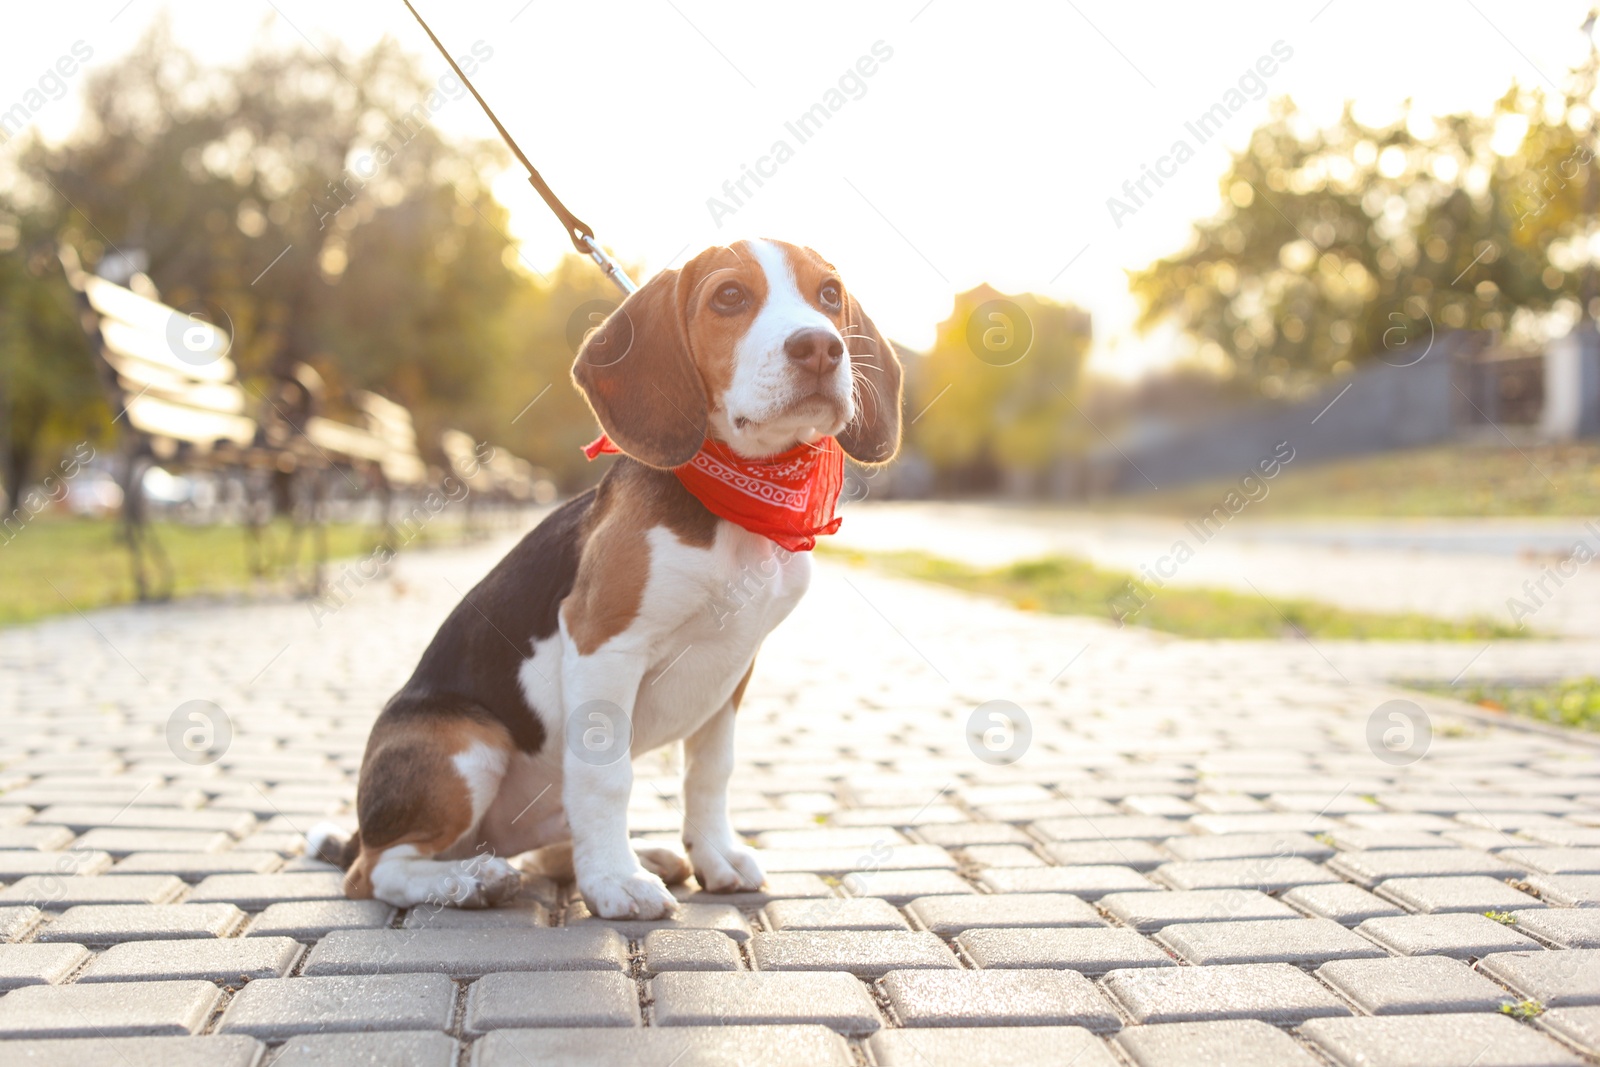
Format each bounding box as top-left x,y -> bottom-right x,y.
1438,677 -> 1600,732
829,548 -> 1526,641
0,518 -> 390,626
1092,441 -> 1600,518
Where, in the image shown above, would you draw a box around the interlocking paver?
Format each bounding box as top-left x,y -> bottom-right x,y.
302,927 -> 630,976
642,929 -> 743,972
1190,813 -> 1338,835
756,845 -> 955,873
913,822 -> 1032,847
0,904 -> 44,942
71,829 -> 232,857
271,1030 -> 458,1067
1301,1012 -> 1584,1067
1161,831 -> 1333,863
0,1036 -> 264,1067
35,903 -> 246,943
217,972 -> 456,1038
566,900 -> 750,941
1316,955 -> 1518,1014
1123,794 -> 1198,816
905,892 -> 1103,936
1114,1018 -> 1324,1066
29,804 -> 253,835
841,868 -> 976,902
1342,812 -> 1460,832
960,843 -> 1045,867
464,971 -> 641,1032
1375,875 -> 1544,914
649,971 -> 881,1032
762,896 -> 907,931
1499,848 -> 1600,874
1030,816 -> 1183,842
958,927 -> 1175,973
242,898 -> 396,938
1526,873 -> 1600,906
1100,888 -> 1298,932
1103,962 -> 1351,1024
0,873 -> 183,908
0,844 -> 114,883
880,968 -> 1120,1030
1154,917 -> 1385,966
0,943 -> 89,990
671,871 -> 834,905
474,1025 -> 856,1066
755,827 -> 911,849
1513,908 -> 1600,948
1327,849 -> 1525,888
1476,948 -> 1600,1007
1282,882 -> 1405,925
0,979 -> 221,1037
186,872 -> 345,909
0,826 -> 75,850
1525,827 -> 1600,848
1356,912 -> 1544,959
978,864 -> 1155,898
403,898 -> 549,930
109,851 -> 283,880
12,514 -> 1600,1063
1325,828 -> 1453,851
1038,839 -> 1168,870
867,1026 -> 1121,1067
1539,1006 -> 1600,1058
77,936 -> 303,983
1153,857 -> 1339,892
748,930 -> 958,977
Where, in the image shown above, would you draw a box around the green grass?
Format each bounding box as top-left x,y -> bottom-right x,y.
1089,441 -> 1600,517
0,517 -> 409,626
1501,999 -> 1544,1020
1437,677 -> 1600,732
828,548 -> 1527,641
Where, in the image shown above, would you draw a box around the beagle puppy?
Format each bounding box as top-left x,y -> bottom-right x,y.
310,239 -> 901,918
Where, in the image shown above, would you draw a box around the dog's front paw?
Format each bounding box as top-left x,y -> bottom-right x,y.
687,839 -> 765,893
579,865 -> 678,919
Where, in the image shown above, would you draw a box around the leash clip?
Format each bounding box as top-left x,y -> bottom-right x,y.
580,234 -> 639,296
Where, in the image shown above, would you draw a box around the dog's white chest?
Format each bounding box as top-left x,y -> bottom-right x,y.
516,522 -> 809,755
628,524 -> 810,749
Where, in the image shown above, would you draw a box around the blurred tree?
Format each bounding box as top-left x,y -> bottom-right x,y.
6,17 -> 561,489
496,253 -> 642,489
1130,88 -> 1596,397
907,285 -> 1092,492
0,204 -> 105,506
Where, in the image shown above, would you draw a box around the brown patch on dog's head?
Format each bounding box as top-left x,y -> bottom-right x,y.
574,240 -> 900,465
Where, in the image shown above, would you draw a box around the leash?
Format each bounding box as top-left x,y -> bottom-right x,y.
401,1 -> 639,296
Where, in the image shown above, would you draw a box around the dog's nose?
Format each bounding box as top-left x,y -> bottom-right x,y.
784,329 -> 844,376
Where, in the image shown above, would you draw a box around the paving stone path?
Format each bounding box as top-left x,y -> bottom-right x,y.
1,525 -> 1599,1065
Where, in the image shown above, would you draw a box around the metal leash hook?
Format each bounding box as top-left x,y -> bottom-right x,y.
401,0 -> 639,296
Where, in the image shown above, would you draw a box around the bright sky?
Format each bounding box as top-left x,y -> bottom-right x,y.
2,0 -> 1593,378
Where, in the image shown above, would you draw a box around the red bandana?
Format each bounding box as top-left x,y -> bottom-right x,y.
583,433 -> 844,552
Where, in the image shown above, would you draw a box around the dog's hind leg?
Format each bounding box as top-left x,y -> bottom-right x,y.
344,704 -> 523,909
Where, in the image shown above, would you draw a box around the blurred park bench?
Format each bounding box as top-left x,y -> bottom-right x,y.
58,247 -> 547,602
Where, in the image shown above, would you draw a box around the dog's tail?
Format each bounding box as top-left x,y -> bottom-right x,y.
306,822 -> 361,870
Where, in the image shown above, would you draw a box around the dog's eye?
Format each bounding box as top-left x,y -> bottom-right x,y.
819,281 -> 842,310
710,282 -> 747,313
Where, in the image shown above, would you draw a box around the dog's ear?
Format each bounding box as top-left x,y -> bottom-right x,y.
837,295 -> 903,465
572,269 -> 708,469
